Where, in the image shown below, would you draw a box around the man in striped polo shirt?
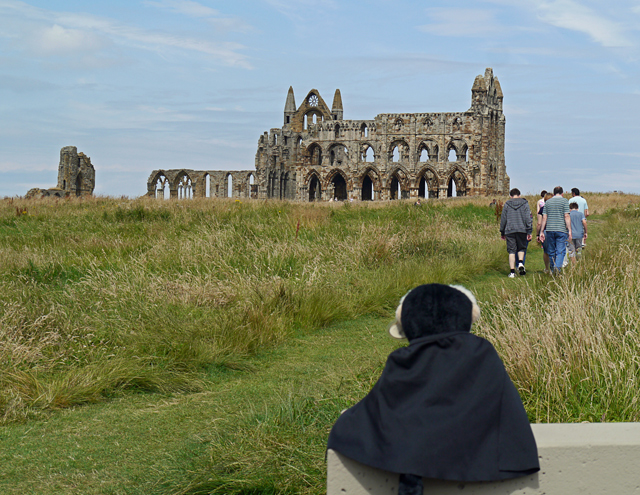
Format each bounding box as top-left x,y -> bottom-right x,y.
539,186 -> 572,273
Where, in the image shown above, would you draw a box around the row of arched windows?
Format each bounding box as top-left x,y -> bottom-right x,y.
305,170 -> 466,202
152,172 -> 255,199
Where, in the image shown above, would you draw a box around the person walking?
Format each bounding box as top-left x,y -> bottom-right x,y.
539,186 -> 572,274
569,188 -> 589,217
500,188 -> 533,278
569,188 -> 589,249
537,190 -> 547,213
567,202 -> 587,264
536,192 -> 553,273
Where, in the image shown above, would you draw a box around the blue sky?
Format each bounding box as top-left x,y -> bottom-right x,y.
2,0 -> 640,197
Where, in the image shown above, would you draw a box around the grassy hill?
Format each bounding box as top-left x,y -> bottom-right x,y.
1,193 -> 639,494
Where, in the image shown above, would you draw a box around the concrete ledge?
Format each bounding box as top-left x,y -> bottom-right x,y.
327,423 -> 640,494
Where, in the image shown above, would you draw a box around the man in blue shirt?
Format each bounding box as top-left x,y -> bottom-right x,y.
568,202 -> 587,264
569,188 -> 589,217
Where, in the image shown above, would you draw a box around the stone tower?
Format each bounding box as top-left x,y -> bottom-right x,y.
57,146 -> 95,197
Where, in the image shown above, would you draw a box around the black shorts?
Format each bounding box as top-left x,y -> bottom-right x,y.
505,232 -> 528,254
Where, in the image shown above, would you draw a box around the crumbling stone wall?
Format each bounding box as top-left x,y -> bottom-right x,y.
147,68 -> 508,201
57,146 -> 95,196
146,169 -> 257,199
25,146 -> 95,198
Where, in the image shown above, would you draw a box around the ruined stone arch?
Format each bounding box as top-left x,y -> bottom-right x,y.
417,141 -> 429,162
303,110 -> 324,130
325,168 -> 349,201
328,143 -> 348,167
458,142 -> 469,162
189,172 -> 209,198
446,141 -> 457,161
244,172 -> 257,198
225,173 -> 235,198
388,166 -> 409,200
304,170 -> 322,201
174,171 -> 193,199
360,166 -> 381,201
389,139 -> 409,163
361,142 -> 376,162
361,123 -> 369,138
447,140 -> 468,162
306,143 -> 323,167
150,170 -> 170,199
446,168 -> 468,197
417,167 -> 439,199
418,140 -> 438,162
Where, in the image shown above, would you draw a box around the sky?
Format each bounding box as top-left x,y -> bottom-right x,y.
2,0 -> 640,197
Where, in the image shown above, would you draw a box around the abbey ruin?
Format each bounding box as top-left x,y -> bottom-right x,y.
26,146 -> 96,199
147,68 -> 509,201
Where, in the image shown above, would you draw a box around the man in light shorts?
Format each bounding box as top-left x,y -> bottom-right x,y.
567,202 -> 587,264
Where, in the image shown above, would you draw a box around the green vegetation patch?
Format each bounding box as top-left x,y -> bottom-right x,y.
0,197 -> 503,424
2,194 -> 640,494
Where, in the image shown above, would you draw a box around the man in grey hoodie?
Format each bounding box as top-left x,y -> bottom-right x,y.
500,188 -> 533,278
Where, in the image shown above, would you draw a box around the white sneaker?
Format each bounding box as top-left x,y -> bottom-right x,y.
508,272 -> 515,278
518,263 -> 526,276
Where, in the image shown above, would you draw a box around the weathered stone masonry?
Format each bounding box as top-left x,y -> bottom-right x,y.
147,68 -> 508,200
26,146 -> 95,198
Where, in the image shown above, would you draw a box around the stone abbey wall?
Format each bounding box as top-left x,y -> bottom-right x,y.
147,68 -> 508,201
26,146 -> 95,199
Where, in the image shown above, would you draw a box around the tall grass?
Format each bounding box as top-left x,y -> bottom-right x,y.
167,202 -> 640,495
0,196 -> 503,423
476,203 -> 640,422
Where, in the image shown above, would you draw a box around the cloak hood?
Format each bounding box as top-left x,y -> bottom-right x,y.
328,284 -> 539,482
389,284 -> 480,341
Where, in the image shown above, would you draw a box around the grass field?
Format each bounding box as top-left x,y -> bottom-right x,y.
1,193 -> 639,494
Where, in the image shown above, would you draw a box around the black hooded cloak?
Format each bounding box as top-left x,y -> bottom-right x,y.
327,329 -> 539,482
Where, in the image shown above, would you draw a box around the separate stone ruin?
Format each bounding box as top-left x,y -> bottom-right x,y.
147,68 -> 509,201
26,146 -> 96,199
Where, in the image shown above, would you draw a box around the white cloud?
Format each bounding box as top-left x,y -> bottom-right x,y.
143,0 -> 219,18
533,0 -> 632,47
144,0 -> 252,33
423,1 -> 635,48
417,8 -> 506,37
265,0 -> 338,22
0,0 -> 252,67
30,24 -> 104,55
